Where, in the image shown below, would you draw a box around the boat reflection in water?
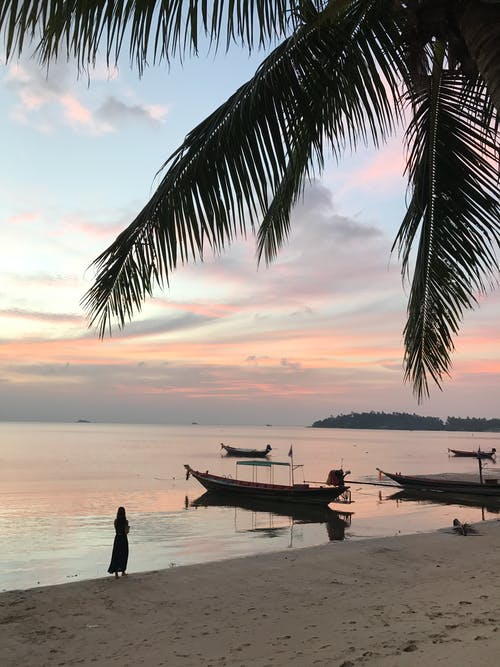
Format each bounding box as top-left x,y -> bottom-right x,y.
188,492 -> 353,541
385,489 -> 500,520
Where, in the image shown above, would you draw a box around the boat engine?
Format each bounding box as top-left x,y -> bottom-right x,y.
326,469 -> 350,486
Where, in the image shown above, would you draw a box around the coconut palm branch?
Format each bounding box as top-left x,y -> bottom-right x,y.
81,2 -> 404,336
0,0 -> 307,71
395,50 -> 500,399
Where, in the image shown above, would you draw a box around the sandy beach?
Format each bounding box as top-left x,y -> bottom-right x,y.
1,519 -> 500,667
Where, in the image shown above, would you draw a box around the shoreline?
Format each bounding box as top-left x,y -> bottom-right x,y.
2,520 -> 500,666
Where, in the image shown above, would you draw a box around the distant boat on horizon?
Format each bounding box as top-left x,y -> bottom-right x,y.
220,443 -> 272,458
75,419 -> 92,423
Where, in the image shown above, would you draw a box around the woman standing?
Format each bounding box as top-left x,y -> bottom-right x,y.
107,506 -> 130,578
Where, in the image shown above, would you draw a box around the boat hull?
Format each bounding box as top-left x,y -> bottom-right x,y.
186,467 -> 349,505
378,469 -> 500,497
221,444 -> 271,458
448,448 -> 496,459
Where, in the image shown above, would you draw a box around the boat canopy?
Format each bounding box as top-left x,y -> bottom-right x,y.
236,460 -> 290,467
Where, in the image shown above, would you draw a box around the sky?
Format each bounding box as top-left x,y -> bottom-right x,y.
0,36 -> 499,426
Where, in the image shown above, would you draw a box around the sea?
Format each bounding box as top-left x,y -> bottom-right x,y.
1,422 -> 499,592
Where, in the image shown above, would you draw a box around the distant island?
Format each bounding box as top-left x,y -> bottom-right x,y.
311,411 -> 500,432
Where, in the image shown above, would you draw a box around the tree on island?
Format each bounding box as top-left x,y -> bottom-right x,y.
3,2 -> 499,400
312,411 -> 500,431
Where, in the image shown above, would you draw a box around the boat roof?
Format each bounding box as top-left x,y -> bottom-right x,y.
236,460 -> 290,467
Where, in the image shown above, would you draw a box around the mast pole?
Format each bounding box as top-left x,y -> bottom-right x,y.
291,447 -> 294,486
478,456 -> 484,485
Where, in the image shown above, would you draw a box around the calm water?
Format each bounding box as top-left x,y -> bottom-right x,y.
1,422 -> 499,592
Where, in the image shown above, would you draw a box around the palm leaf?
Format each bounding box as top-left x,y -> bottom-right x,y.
81,1 -> 404,335
0,0 -> 304,72
257,1 -> 407,264
394,54 -> 500,400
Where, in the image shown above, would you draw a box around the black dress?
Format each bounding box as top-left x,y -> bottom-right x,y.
107,519 -> 129,574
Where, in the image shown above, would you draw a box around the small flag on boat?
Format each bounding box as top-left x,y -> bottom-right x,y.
288,445 -> 293,457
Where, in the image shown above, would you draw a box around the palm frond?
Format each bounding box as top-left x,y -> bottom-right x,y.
257,0 -> 407,264
0,0 -> 302,72
256,134 -> 314,266
81,1 -> 404,335
394,59 -> 500,400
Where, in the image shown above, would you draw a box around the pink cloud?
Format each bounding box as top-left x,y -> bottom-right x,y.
18,89 -> 46,111
151,298 -> 239,318
14,273 -> 81,288
59,213 -> 126,239
144,104 -> 169,122
60,94 -> 113,134
0,318 -> 498,421
60,94 -> 92,124
346,141 -> 406,191
457,359 -> 500,373
5,63 -> 31,84
7,211 -> 41,225
326,138 -> 406,200
0,309 -> 83,324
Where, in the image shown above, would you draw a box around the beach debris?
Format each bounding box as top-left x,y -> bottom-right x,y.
403,642 -> 418,652
452,519 -> 477,535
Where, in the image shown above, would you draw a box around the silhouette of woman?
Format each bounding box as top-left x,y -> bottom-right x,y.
107,506 -> 130,578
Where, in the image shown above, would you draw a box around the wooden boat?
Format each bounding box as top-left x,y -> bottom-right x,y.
185,461 -> 350,505
377,468 -> 500,497
448,448 -> 496,459
221,442 -> 272,457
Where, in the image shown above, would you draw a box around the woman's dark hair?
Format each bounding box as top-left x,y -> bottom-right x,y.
115,506 -> 127,531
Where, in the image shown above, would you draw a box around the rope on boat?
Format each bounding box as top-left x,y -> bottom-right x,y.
304,479 -> 398,488
347,480 -> 399,487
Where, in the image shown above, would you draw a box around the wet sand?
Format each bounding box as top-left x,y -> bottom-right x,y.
1,519 -> 500,666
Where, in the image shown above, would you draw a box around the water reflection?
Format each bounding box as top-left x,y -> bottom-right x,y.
385,489 -> 500,517
188,493 -> 353,541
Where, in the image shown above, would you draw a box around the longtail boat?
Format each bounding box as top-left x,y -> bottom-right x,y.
220,443 -> 272,457
185,461 -> 350,505
377,468 -> 500,497
448,448 -> 496,459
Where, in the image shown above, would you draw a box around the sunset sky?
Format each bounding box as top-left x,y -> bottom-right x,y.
1,43 -> 499,426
